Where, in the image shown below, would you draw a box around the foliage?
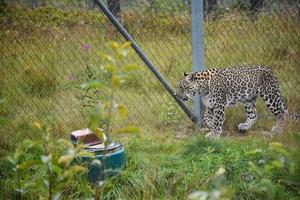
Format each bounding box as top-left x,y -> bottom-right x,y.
248,134 -> 300,200
188,167 -> 233,200
0,5 -> 104,29
20,69 -> 57,98
3,123 -> 92,199
92,134 -> 300,200
1,124 -> 300,199
183,134 -> 300,200
81,42 -> 140,145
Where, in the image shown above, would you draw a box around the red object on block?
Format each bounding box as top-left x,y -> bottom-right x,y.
70,128 -> 102,146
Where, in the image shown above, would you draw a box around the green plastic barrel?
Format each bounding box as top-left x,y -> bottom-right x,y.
81,144 -> 125,183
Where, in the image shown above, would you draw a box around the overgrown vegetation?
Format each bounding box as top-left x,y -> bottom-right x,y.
81,41 -> 140,144
3,127 -> 91,199
0,3 -> 299,200
2,127 -> 299,199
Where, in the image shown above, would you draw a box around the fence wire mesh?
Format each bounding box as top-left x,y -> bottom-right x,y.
1,0 -> 299,138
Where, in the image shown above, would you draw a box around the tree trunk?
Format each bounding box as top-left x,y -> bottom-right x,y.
204,0 -> 217,19
297,0 -> 300,23
249,0 -> 264,21
32,0 -> 38,8
108,0 -> 121,20
86,0 -> 96,10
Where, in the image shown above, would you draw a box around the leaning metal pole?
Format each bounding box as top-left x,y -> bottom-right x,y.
94,0 -> 198,123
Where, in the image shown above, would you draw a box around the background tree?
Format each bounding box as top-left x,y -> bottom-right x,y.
108,0 -> 121,20
250,0 -> 264,20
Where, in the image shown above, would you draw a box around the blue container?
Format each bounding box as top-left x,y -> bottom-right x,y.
81,145 -> 125,183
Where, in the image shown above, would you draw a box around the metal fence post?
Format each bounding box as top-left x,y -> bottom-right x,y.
191,0 -> 205,127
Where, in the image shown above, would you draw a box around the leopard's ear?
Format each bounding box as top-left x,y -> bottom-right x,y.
190,73 -> 196,81
184,72 -> 189,77
186,73 -> 195,81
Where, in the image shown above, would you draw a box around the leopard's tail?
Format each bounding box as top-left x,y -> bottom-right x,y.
284,108 -> 300,121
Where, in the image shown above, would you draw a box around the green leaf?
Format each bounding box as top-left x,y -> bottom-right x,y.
269,142 -> 289,156
58,155 -> 74,167
91,128 -> 104,142
117,105 -> 128,121
7,156 -> 16,165
103,64 -> 117,74
13,151 -> 25,162
245,148 -> 263,156
68,165 -> 87,174
116,125 -> 140,134
16,160 -> 38,170
81,80 -> 104,91
111,75 -> 121,88
33,122 -> 42,130
110,42 -> 119,53
22,139 -> 35,152
58,139 -> 73,148
23,182 -> 36,193
105,55 -> 115,64
121,41 -> 131,49
52,164 -> 62,175
248,161 -> 263,177
78,151 -> 94,158
60,166 -> 87,180
271,159 -> 284,169
261,179 -> 275,200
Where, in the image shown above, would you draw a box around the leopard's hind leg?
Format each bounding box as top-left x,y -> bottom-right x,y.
259,77 -> 285,133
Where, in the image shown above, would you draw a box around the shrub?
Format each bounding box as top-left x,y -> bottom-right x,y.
21,69 -> 57,98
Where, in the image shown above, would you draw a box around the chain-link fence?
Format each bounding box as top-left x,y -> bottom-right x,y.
1,0 -> 299,139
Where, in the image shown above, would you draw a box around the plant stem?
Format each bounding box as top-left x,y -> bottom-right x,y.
94,185 -> 101,200
105,87 -> 115,145
47,163 -> 52,200
17,170 -> 22,200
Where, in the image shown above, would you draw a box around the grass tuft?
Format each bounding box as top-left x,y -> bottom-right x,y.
21,69 -> 58,98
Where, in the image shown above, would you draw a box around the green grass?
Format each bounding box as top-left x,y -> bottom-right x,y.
0,5 -> 300,199
1,129 -> 300,199
100,132 -> 300,200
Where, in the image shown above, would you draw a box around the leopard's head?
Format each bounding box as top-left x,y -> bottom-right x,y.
174,72 -> 197,101
175,71 -> 213,101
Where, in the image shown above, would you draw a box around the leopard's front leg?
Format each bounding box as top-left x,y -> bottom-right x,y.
205,102 -> 225,139
238,99 -> 257,131
204,107 -> 213,129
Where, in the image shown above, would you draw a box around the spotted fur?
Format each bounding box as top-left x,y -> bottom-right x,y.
175,65 -> 299,138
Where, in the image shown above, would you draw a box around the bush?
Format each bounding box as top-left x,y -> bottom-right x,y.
21,69 -> 57,98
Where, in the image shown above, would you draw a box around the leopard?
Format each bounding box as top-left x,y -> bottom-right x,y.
175,65 -> 299,139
